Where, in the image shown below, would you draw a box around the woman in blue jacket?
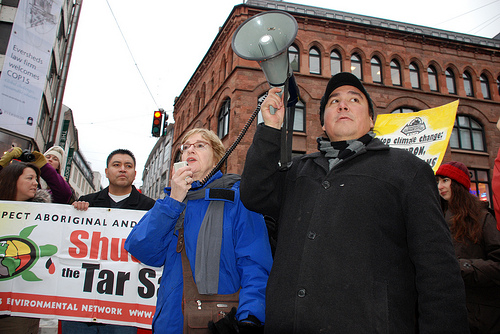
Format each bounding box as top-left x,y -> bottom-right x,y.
125,128 -> 272,334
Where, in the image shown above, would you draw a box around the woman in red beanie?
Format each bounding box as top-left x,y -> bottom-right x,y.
436,161 -> 500,333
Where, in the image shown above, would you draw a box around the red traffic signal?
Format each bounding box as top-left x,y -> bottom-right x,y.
152,110 -> 163,137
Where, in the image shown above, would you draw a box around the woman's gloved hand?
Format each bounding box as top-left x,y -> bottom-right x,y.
208,308 -> 263,334
32,151 -> 48,169
0,147 -> 22,167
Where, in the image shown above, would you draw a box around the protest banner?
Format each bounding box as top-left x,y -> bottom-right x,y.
0,201 -> 161,329
373,100 -> 459,172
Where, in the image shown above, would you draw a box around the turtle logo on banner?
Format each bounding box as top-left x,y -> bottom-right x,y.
0,225 -> 57,282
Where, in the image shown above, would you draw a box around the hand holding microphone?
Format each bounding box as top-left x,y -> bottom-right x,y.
170,161 -> 192,203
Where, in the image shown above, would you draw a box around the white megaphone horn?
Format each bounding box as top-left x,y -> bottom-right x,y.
232,11 -> 299,170
231,10 -> 298,94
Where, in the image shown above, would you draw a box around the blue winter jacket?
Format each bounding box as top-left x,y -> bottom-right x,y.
125,171 -> 273,333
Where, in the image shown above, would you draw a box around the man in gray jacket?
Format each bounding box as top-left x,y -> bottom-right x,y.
240,72 -> 469,333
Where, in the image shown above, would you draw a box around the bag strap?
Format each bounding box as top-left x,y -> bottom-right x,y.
177,228 -> 239,302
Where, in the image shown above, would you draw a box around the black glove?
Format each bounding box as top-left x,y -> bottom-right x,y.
208,308 -> 264,334
237,315 -> 264,334
208,307 -> 239,334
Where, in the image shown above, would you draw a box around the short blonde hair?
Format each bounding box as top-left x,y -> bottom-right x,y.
181,128 -> 225,163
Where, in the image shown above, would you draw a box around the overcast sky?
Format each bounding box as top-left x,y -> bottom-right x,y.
62,0 -> 500,188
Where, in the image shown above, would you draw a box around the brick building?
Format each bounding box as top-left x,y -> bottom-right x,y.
171,0 -> 500,204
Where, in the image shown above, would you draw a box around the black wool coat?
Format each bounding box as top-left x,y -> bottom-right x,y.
446,209 -> 500,333
240,124 -> 469,334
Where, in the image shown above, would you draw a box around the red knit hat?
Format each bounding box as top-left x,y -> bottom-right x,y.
435,161 -> 471,189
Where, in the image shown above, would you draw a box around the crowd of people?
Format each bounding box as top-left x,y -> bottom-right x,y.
0,73 -> 499,333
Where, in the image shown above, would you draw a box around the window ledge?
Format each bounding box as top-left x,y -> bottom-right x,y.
450,148 -> 489,156
293,131 -> 307,136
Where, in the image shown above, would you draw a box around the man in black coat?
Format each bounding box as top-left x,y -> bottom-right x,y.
240,72 -> 469,333
64,148 -> 155,334
73,148 -> 155,211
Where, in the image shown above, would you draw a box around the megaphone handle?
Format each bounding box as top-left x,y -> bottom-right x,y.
269,85 -> 285,115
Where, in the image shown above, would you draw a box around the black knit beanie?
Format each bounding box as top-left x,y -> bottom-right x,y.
319,72 -> 374,126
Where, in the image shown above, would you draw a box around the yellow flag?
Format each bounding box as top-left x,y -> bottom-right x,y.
373,100 -> 459,172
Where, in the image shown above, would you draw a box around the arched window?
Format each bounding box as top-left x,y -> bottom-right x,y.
351,53 -> 362,79
200,83 -> 206,109
450,115 -> 485,151
293,100 -> 306,132
427,66 -> 438,91
390,60 -> 401,86
497,76 -> 500,95
289,44 -> 299,72
309,47 -> 321,74
391,107 -> 418,113
221,58 -> 227,81
371,57 -> 382,83
330,50 -> 342,76
209,76 -> 214,97
446,69 -> 456,94
409,62 -> 420,89
186,106 -> 191,126
194,92 -> 200,114
463,71 -> 473,97
218,99 -> 230,139
480,74 -> 491,99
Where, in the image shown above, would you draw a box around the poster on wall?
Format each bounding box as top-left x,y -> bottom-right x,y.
373,100 -> 459,172
0,201 -> 161,329
0,0 -> 63,139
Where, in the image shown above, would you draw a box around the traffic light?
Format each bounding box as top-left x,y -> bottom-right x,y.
152,110 -> 162,137
162,113 -> 169,136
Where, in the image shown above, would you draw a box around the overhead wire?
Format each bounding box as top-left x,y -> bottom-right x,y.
433,0 -> 500,36
434,0 -> 499,26
105,0 -> 160,109
468,13 -> 500,35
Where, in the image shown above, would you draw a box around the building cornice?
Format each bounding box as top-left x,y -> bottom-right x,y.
173,0 -> 499,112
245,0 -> 500,49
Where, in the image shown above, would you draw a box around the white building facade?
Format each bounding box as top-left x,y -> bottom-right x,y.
141,123 -> 174,200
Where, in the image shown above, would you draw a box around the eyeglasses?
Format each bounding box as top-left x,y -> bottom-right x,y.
180,141 -> 210,153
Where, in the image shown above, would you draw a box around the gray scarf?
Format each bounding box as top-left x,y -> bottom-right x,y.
317,131 -> 375,170
175,173 -> 240,294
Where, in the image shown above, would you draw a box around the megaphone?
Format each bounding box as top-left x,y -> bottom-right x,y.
232,10 -> 298,89
232,11 -> 299,171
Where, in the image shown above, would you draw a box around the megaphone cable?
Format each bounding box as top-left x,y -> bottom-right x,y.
199,93 -> 268,186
